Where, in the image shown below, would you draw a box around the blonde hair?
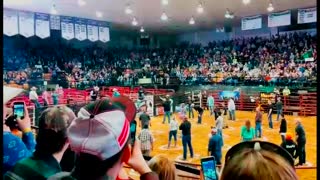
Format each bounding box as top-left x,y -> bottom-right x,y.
220,149 -> 298,180
147,155 -> 176,180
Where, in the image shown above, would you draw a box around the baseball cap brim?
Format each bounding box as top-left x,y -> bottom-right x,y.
109,96 -> 137,122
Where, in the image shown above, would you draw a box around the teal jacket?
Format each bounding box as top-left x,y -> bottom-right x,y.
241,126 -> 255,140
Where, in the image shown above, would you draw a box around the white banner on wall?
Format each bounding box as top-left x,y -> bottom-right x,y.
241,15 -> 262,30
268,10 -> 291,27
35,13 -> 50,39
98,22 -> 110,42
3,9 -> 19,36
74,18 -> 87,41
298,7 -> 317,24
61,16 -> 74,40
18,11 -> 35,37
50,15 -> 60,30
87,20 -> 99,42
144,95 -> 154,117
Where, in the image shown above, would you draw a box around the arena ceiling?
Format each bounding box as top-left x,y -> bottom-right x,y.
4,0 -> 316,33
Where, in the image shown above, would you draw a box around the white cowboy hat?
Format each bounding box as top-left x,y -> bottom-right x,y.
31,86 -> 37,91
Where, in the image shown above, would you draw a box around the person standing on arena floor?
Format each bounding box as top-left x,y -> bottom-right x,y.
215,111 -> 224,146
267,100 -> 273,129
187,96 -> 194,119
139,109 -> 151,129
162,97 -> 171,124
280,133 -> 297,159
168,116 -> 179,149
279,113 -> 287,143
138,125 -> 154,157
255,107 -> 263,138
193,105 -> 204,124
228,97 -> 236,121
295,119 -> 306,166
179,115 -> 194,161
276,97 -> 283,121
241,120 -> 255,141
207,94 -> 215,116
42,88 -> 50,107
207,128 -> 223,165
29,86 -> 41,108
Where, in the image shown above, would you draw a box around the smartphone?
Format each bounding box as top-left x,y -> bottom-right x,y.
13,102 -> 25,119
130,120 -> 137,145
201,156 -> 218,180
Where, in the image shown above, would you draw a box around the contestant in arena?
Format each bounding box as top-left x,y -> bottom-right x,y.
207,94 -> 215,116
168,116 -> 179,149
179,115 -> 194,161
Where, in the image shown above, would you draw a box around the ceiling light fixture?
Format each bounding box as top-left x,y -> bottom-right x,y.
50,4 -> 58,15
96,11 -> 103,18
132,17 -> 138,26
242,0 -> 250,5
162,0 -> 169,5
161,12 -> 168,21
78,0 -> 86,6
189,17 -> 195,25
267,3 -> 274,12
125,5 -> 133,14
197,3 -> 204,14
140,27 -> 145,32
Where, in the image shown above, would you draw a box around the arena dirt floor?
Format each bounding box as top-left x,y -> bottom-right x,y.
128,110 -> 316,180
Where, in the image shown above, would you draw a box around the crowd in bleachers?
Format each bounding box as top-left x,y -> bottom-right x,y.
4,32 -> 317,88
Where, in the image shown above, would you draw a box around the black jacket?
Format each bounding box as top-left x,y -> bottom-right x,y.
281,140 -> 297,158
279,118 -> 287,133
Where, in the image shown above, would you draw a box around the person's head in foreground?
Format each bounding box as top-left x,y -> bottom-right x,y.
64,96 -> 158,180
211,127 -> 217,135
220,141 -> 298,180
148,155 -> 176,180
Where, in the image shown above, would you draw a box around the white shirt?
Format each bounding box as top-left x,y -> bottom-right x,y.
216,116 -> 223,130
228,99 -> 235,110
29,90 -> 38,100
169,120 -> 179,131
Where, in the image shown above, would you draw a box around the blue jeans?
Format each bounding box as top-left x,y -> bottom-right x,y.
255,121 -> 262,138
229,110 -> 235,120
188,105 -> 194,118
182,135 -> 194,160
197,111 -> 203,124
163,111 -> 171,123
208,106 -> 214,115
268,114 -> 273,129
277,109 -> 282,121
31,99 -> 41,109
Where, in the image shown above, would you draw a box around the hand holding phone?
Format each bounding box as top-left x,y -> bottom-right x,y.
13,102 -> 31,132
13,102 -> 25,119
201,156 -> 218,180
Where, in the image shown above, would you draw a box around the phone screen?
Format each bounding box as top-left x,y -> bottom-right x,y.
13,103 -> 25,118
130,120 -> 137,144
201,157 -> 217,180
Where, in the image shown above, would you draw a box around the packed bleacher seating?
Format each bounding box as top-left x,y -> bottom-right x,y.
4,31 -> 317,88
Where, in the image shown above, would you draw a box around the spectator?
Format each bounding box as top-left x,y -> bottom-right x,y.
295,119 -> 306,166
208,128 -> 223,165
3,105 -> 36,175
276,97 -> 283,121
221,141 -> 298,180
52,88 -> 59,105
255,107 -> 263,138
112,88 -> 120,97
179,115 -> 194,161
228,97 -> 236,121
138,124 -> 154,156
207,94 -> 214,116
267,100 -> 273,129
148,155 -> 176,180
139,109 -> 151,129
282,86 -> 291,96
90,86 -> 99,101
29,86 -> 40,108
168,116 -> 179,149
281,133 -> 297,159
241,120 -> 255,141
279,114 -> 287,143
162,97 -> 171,124
5,106 -> 75,179
48,97 -> 158,180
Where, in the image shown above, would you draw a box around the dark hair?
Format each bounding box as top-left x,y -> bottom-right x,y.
143,124 -> 149,129
218,111 -> 222,116
72,142 -> 128,180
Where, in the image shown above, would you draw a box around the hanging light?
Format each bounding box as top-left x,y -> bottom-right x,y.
50,4 -> 58,14
197,3 -> 204,14
96,11 -> 103,18
267,3 -> 274,12
132,17 -> 138,26
189,17 -> 195,25
125,5 -> 133,14
242,0 -> 250,5
78,0 -> 86,6
140,27 -> 145,32
162,0 -> 169,5
161,12 -> 168,21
